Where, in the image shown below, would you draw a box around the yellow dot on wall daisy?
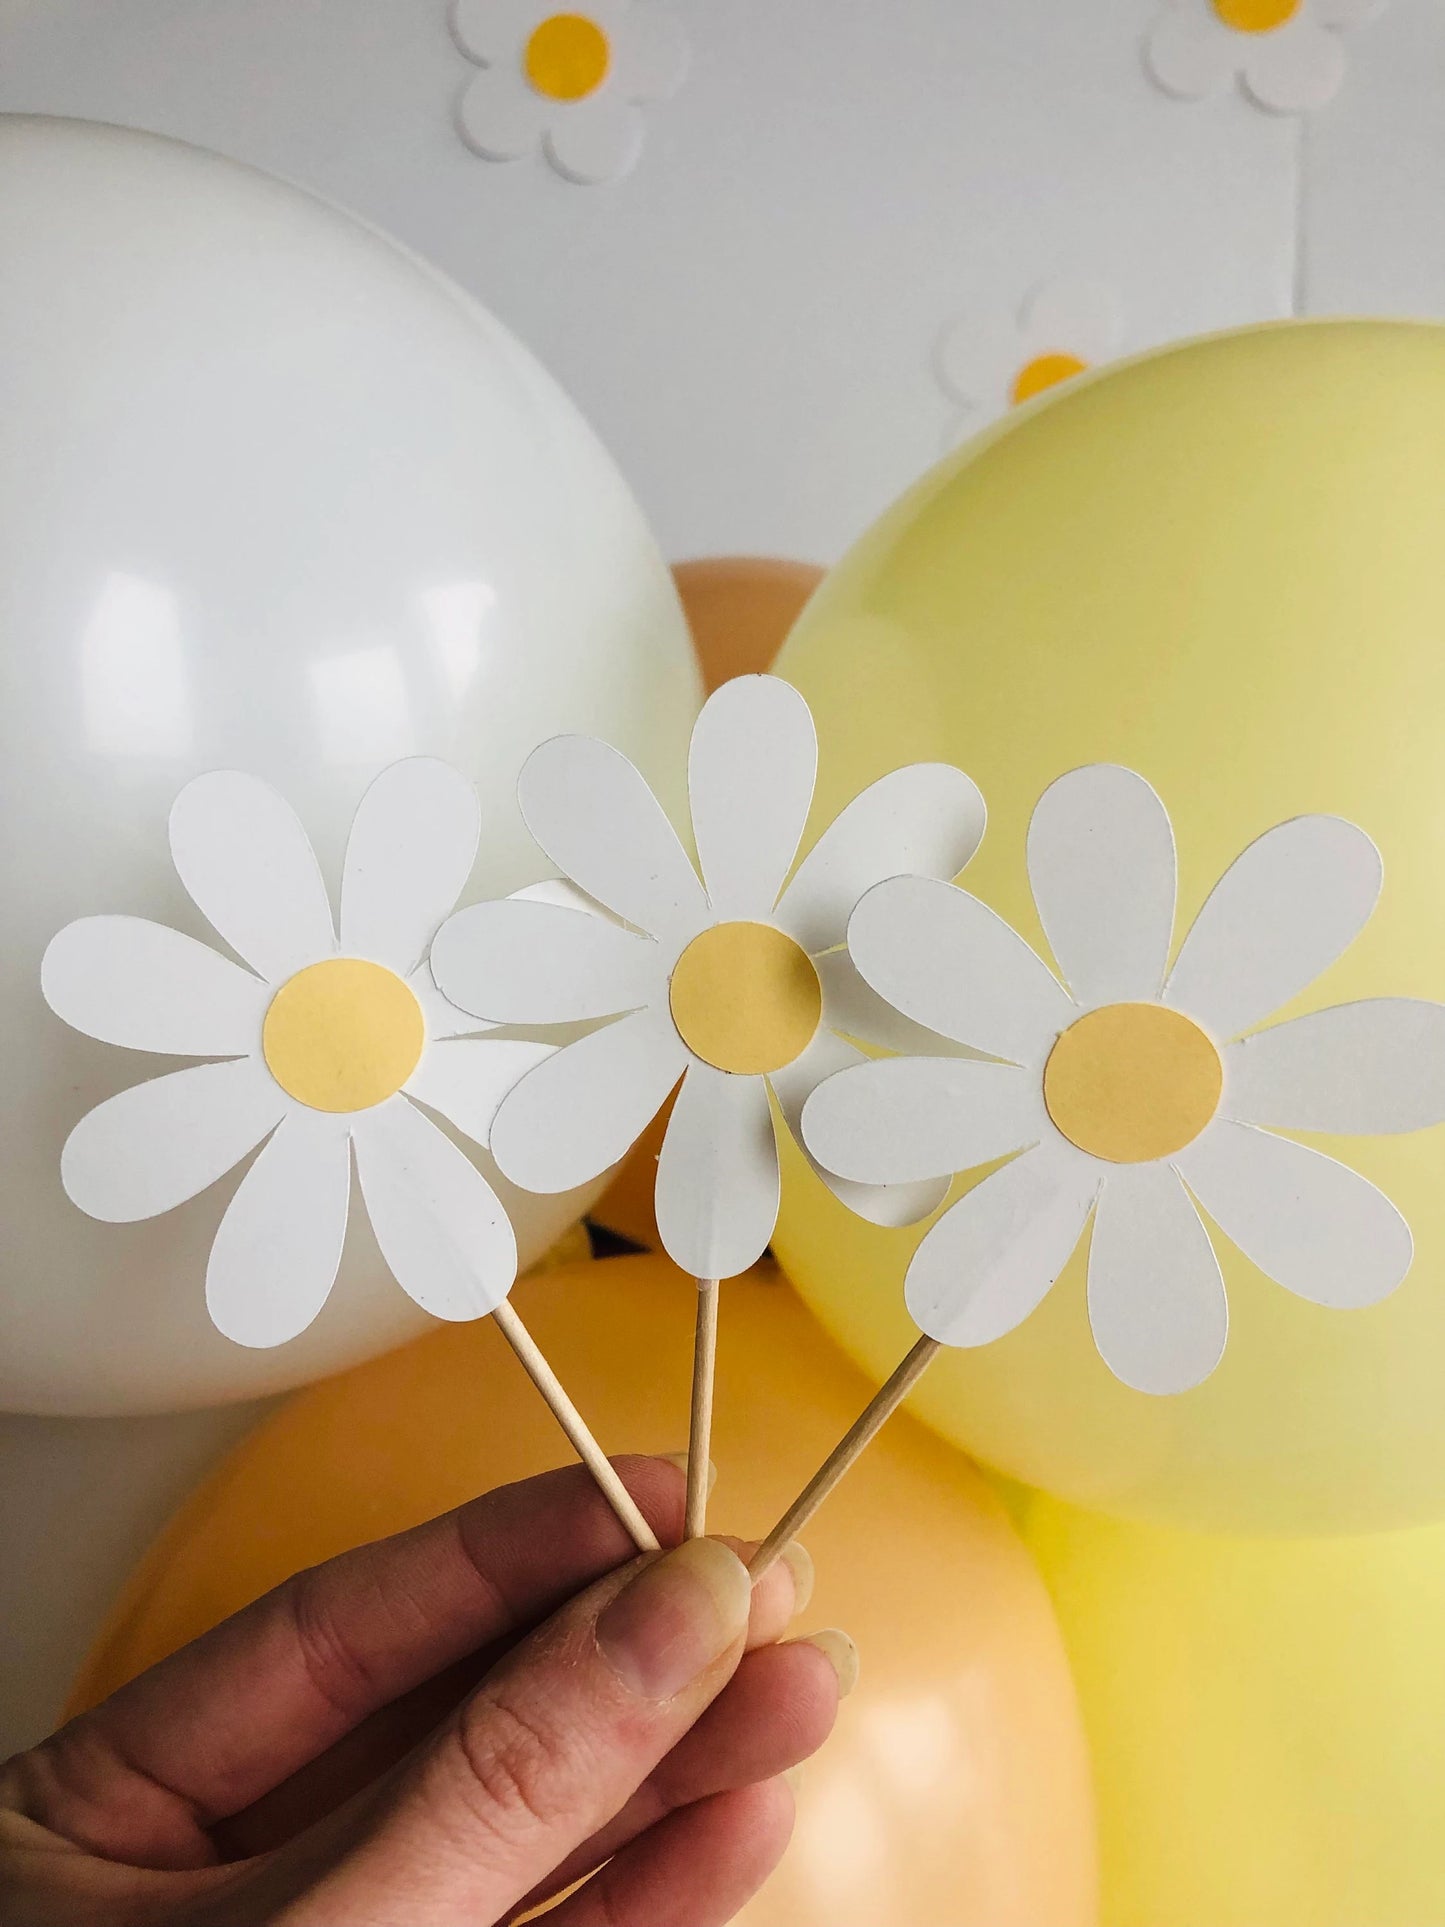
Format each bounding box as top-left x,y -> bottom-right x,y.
525,13 -> 611,101
1213,0 -> 1300,32
1011,351 -> 1088,406
263,958 -> 425,1114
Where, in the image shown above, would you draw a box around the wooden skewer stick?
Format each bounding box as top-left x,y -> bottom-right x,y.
685,1278 -> 720,1539
493,1298 -> 659,1555
749,1333 -> 942,1580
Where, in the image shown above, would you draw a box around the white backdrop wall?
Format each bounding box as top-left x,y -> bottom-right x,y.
2,0 -> 1440,564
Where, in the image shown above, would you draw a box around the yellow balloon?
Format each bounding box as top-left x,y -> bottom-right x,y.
772,319 -> 1445,1534
1018,1491 -> 1445,1927
69,1255 -> 1097,1927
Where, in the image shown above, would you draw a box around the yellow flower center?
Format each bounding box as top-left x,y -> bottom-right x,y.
1213,0 -> 1299,32
1043,1002 -> 1223,1164
1011,351 -> 1088,407
525,13 -> 611,100
668,921 -> 822,1076
262,958 -> 425,1114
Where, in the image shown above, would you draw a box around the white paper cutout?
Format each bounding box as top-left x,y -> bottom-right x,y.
43,758 -> 549,1348
451,0 -> 688,186
1087,1162 -> 1228,1396
42,918 -> 268,1057
1161,814 -> 1382,1040
1143,0 -> 1384,116
1027,762 -> 1177,1006
936,277 -> 1122,440
654,1062 -> 781,1283
432,675 -> 986,1278
802,763 -> 1445,1395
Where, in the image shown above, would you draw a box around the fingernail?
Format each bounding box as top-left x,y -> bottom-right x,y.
779,1540 -> 814,1616
596,1539 -> 751,1700
782,1764 -> 804,1796
660,1451 -> 718,1495
800,1628 -> 859,1698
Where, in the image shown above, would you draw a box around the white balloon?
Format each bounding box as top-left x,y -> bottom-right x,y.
0,117 -> 700,1416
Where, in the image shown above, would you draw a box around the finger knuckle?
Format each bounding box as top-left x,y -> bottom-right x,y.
452,1686 -> 580,1841
285,1572 -> 381,1724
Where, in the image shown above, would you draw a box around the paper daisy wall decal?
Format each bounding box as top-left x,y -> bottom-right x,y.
42,758 -> 547,1349
432,672 -> 985,1529
749,764 -> 1445,1577
1144,0 -> 1385,114
451,0 -> 686,184
936,278 -> 1122,441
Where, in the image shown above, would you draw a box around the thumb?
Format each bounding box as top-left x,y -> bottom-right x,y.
289,1538 -> 754,1925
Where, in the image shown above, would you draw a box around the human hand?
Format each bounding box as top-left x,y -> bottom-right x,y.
0,1458 -> 849,1925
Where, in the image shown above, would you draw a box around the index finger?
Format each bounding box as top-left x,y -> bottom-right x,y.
24,1458 -> 684,1865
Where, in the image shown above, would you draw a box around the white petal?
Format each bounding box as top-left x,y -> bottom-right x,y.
169,771 -> 335,983
432,898 -> 664,1025
654,1065 -> 779,1278
935,310 -> 1020,411
42,916 -> 266,1057
408,960 -> 491,1041
1176,1119 -> 1411,1308
1243,20 -> 1346,112
612,2 -> 689,98
905,1147 -> 1100,1348
849,876 -> 1075,1063
518,735 -> 707,945
1143,8 -> 1240,98
777,764 -> 986,955
545,98 -> 644,185
205,1109 -> 351,1348
816,947 -> 970,1056
352,1097 -> 516,1320
1019,277 -> 1123,365
688,676 -> 816,920
450,0 -> 535,65
406,1036 -> 554,1148
490,1006 -> 686,1192
457,67 -> 549,160
61,1060 -> 286,1223
1226,999 -> 1445,1135
771,1028 -> 948,1227
1087,1163 -> 1227,1394
1027,765 -> 1176,1006
1165,816 -> 1381,1040
802,1055 -> 1041,1186
340,758 -> 479,977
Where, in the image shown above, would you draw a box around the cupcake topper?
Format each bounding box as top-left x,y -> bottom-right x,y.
42,757 -> 658,1552
753,763 -> 1445,1575
431,673 -> 986,1534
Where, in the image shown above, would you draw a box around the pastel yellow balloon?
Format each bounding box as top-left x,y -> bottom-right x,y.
1019,1490 -> 1445,1927
772,319 -> 1445,1534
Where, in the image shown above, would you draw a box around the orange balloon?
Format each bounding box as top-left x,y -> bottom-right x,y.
673,555 -> 824,691
71,1255 -> 1096,1927
590,557 -> 823,1247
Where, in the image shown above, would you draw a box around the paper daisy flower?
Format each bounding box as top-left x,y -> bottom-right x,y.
1144,0 -> 1384,114
936,278 -> 1122,439
803,764 -> 1445,1395
451,0 -> 686,184
431,675 -> 986,1280
42,759 -> 550,1349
